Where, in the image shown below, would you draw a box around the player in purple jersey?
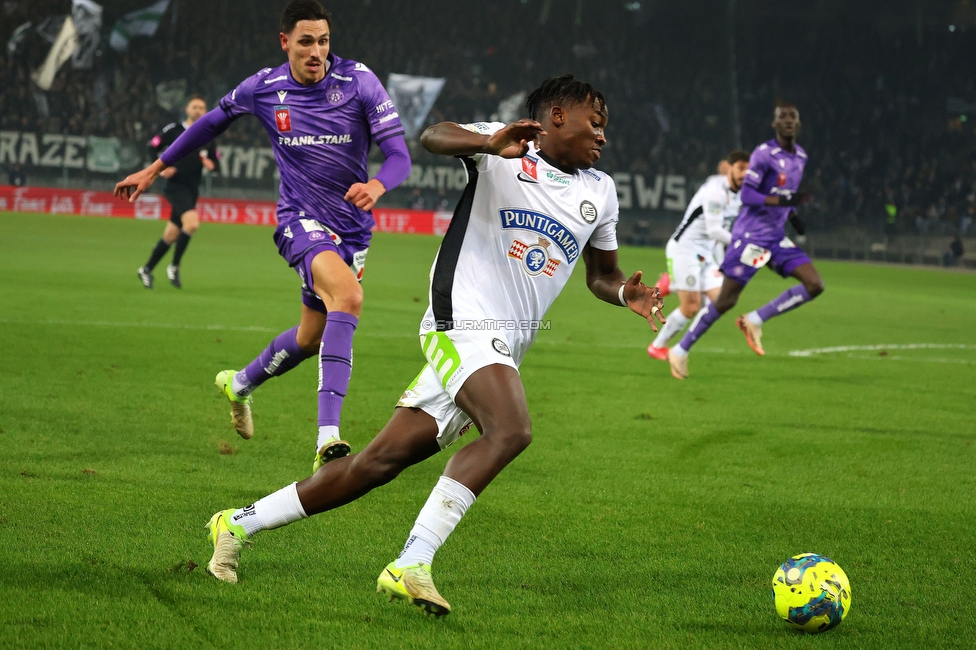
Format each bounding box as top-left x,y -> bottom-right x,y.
115,0 -> 411,467
667,104 -> 825,379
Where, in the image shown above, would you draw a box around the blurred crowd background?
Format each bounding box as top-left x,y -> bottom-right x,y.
2,0 -> 975,241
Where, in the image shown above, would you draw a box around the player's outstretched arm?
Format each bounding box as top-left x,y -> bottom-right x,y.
582,244 -> 666,332
115,108 -> 236,202
420,120 -> 547,159
114,158 -> 167,202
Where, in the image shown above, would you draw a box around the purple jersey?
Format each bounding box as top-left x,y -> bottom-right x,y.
733,139 -> 808,241
219,54 -> 404,244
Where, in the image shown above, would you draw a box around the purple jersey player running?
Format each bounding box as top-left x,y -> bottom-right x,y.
115,1 -> 411,468
667,103 -> 824,379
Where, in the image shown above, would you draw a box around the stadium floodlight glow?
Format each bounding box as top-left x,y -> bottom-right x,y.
625,2 -> 641,10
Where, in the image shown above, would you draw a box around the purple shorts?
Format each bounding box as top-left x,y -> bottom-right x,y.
273,218 -> 370,314
720,233 -> 811,285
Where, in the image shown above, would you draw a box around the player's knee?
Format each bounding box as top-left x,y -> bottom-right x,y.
296,330 -> 322,352
806,278 -> 825,298
495,419 -> 533,455
183,223 -> 199,235
679,298 -> 701,319
327,284 -> 363,316
715,294 -> 738,313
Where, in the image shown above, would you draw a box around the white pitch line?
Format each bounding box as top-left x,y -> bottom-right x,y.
0,318 -> 278,333
788,343 -> 976,357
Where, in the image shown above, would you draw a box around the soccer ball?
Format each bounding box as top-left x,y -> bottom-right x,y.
771,553 -> 851,634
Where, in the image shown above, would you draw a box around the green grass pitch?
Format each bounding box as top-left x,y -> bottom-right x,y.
1,212 -> 974,649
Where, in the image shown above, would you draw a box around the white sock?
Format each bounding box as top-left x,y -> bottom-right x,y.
746,311 -> 763,326
396,476 -> 476,568
651,309 -> 690,348
671,343 -> 688,357
317,425 -> 340,451
231,482 -> 307,537
231,371 -> 253,397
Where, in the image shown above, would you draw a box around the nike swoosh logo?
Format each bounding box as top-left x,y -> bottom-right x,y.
516,172 -> 539,184
386,569 -> 402,583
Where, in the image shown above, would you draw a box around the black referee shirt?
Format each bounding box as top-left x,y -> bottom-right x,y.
148,122 -> 220,193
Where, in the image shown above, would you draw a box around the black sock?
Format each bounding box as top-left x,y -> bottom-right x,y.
145,239 -> 171,270
172,231 -> 192,267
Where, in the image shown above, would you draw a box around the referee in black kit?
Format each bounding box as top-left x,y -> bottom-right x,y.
137,94 -> 219,289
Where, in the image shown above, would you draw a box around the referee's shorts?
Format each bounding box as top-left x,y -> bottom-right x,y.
164,184 -> 198,227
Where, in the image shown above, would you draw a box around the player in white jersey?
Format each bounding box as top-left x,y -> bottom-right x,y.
647,151 -> 749,360
201,75 -> 665,616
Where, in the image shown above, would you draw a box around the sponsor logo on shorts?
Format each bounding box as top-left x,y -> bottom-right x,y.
309,231 -> 326,241
686,275 -> 697,287
492,338 -> 511,357
580,200 -> 598,224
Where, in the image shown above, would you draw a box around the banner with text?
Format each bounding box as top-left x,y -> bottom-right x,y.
0,130 -> 691,212
0,185 -> 454,234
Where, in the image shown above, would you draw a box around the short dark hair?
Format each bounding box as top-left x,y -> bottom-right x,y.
525,74 -> 607,122
187,94 -> 206,105
774,102 -> 798,117
281,0 -> 332,34
727,150 -> 750,165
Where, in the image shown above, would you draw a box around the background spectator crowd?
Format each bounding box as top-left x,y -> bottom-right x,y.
2,0 -> 974,236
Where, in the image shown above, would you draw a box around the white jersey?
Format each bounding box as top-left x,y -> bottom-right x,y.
670,174 -> 741,258
422,122 -> 619,361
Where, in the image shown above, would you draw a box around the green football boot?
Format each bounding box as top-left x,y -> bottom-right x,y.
215,370 -> 253,439
312,437 -> 351,473
377,561 -> 451,617
205,509 -> 251,584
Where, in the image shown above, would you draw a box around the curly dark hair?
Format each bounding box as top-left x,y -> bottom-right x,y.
525,74 -> 607,122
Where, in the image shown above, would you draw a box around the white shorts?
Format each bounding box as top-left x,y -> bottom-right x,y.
396,327 -> 520,449
666,239 -> 723,294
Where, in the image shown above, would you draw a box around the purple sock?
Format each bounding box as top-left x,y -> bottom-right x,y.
756,285 -> 814,322
677,303 -> 722,352
238,326 -> 312,391
317,311 -> 358,429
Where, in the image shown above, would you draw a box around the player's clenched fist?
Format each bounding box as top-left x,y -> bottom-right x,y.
344,178 -> 387,211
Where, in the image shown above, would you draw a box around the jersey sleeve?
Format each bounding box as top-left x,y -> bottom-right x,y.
358,69 -> 405,145
588,180 -> 619,251
458,122 -> 507,171
218,73 -> 259,119
702,184 -> 732,246
742,146 -> 769,192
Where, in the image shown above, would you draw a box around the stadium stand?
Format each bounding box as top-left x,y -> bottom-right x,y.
1,0 -> 974,252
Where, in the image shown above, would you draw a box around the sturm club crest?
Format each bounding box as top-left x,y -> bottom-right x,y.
491,338 -> 511,357
508,237 -> 560,277
579,200 -> 598,224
